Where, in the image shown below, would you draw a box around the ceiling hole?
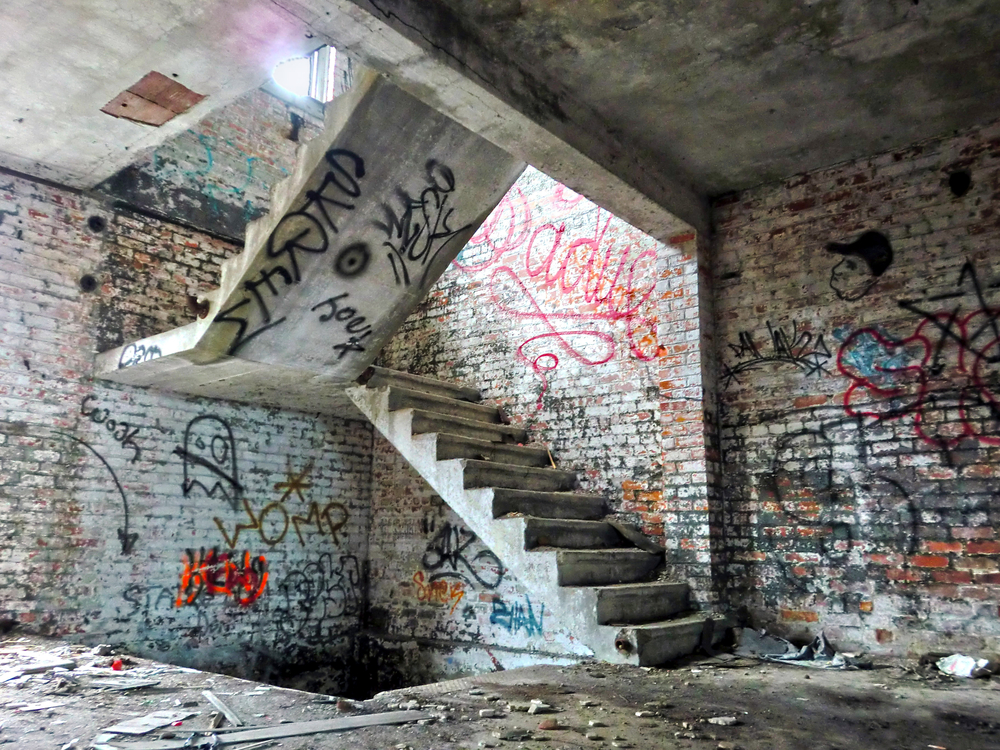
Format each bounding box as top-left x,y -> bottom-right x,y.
87,215 -> 107,233
949,170 -> 972,198
79,274 -> 98,293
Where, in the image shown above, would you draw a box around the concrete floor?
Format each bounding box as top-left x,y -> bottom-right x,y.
2,637 -> 999,749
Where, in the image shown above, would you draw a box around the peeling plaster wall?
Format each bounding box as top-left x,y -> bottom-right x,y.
0,170 -> 373,693
370,167 -> 713,680
98,89 -> 324,240
713,118 -> 1000,655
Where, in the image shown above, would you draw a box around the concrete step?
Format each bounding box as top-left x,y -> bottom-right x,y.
411,410 -> 527,444
614,612 -> 714,667
492,489 -> 606,520
555,549 -> 661,586
464,460 -> 577,493
522,518 -> 625,550
436,433 -> 551,467
364,366 -> 481,403
388,387 -> 501,424
593,582 -> 690,625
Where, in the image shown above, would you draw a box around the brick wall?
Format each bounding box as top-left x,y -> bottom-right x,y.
713,118 -> 1000,653
0,169 -> 373,692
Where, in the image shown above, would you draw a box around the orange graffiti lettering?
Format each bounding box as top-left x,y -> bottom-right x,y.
176,548 -> 268,607
412,570 -> 466,615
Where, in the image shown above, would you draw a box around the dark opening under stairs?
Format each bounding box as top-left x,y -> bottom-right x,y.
347,366 -> 727,666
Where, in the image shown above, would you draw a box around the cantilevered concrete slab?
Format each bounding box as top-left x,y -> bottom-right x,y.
95,69 -> 524,413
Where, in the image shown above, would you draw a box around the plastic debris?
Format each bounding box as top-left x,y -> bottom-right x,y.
735,629 -> 871,670
935,654 -> 996,678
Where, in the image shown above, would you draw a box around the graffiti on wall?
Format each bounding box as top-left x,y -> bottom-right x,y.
53,430 -> 138,555
174,415 -> 242,508
151,131 -> 281,223
273,553 -> 362,644
452,181 -> 661,404
489,594 -> 544,637
421,522 -> 505,590
837,261 -> 1000,455
412,571 -> 466,615
80,395 -> 143,464
214,460 -> 349,549
827,231 -> 894,301
747,402 -> 1000,613
175,547 -> 269,607
722,321 -> 831,388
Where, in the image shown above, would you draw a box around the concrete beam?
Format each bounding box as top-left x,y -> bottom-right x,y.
275,0 -> 708,241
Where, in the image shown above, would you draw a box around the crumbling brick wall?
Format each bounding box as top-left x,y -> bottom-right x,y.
0,168 -> 372,691
713,118 -> 1000,653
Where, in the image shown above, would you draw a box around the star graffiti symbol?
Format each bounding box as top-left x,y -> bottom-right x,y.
274,460 -> 314,503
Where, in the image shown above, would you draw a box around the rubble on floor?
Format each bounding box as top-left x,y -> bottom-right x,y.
2,636 -> 1000,749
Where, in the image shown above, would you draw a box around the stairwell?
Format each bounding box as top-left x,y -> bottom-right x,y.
347,366 -> 727,666
92,64 -> 724,670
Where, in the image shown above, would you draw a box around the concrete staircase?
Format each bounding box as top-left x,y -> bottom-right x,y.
94,68 -> 524,414
347,366 -> 725,666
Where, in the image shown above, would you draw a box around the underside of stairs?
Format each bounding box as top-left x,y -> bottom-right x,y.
347,366 -> 728,666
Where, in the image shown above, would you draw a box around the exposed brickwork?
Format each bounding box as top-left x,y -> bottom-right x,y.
99,89 -> 323,239
713,118 -> 1000,653
0,168 -> 372,691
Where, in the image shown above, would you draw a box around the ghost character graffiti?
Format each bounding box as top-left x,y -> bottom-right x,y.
173,415 -> 243,509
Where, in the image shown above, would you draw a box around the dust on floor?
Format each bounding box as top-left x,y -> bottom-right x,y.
1,636 -> 998,749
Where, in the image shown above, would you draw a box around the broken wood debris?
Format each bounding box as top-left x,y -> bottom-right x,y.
97,710 -> 431,749
101,709 -> 195,735
202,689 -> 244,726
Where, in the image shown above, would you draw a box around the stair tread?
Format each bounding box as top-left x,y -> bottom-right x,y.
493,489 -> 604,501
389,386 -> 499,418
366,366 -> 482,402
557,548 -> 660,557
436,433 -> 549,455
464,459 -> 575,477
591,581 -> 689,592
411,410 -> 527,441
619,612 -> 713,631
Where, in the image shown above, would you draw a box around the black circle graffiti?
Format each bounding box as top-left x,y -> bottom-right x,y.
334,242 -> 371,278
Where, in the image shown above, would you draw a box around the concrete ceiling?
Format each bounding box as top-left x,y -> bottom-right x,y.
2,0 -> 997,236
0,0 -> 317,187
330,0 -> 1000,197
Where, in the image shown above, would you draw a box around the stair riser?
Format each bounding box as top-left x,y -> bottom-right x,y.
437,439 -> 550,468
556,553 -> 660,586
617,619 -> 710,667
388,389 -> 499,424
465,464 -> 576,493
492,490 -> 605,520
411,413 -> 527,444
523,520 -> 622,550
366,369 -> 481,403
596,585 -> 689,625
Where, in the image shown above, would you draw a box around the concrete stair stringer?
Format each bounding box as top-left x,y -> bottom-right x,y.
346,383 -> 634,664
